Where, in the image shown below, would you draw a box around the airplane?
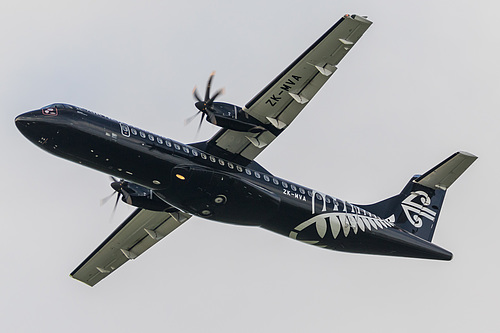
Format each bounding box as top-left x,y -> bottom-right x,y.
15,14 -> 477,287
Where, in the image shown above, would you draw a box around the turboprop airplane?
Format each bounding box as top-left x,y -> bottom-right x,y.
15,14 -> 477,287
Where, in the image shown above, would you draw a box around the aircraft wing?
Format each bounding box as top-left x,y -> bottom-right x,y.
70,208 -> 191,287
206,14 -> 372,162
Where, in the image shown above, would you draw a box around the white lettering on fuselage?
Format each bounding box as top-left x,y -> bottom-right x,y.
282,189 -> 307,201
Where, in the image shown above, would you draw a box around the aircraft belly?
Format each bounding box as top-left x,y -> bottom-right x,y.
261,200 -> 452,260
155,166 -> 281,226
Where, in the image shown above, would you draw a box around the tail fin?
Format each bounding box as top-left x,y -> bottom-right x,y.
359,152 -> 477,242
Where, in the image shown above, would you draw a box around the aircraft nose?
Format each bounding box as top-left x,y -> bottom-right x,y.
15,110 -> 39,133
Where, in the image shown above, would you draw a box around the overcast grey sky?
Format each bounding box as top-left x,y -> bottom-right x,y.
1,1 -> 499,332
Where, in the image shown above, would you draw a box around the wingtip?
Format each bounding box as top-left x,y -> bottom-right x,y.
457,151 -> 478,160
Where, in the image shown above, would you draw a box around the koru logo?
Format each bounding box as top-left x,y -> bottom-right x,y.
401,191 -> 436,228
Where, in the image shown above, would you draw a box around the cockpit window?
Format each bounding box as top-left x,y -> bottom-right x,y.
42,103 -> 60,109
42,103 -> 67,110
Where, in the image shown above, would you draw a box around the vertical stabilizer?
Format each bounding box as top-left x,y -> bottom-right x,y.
358,152 -> 477,242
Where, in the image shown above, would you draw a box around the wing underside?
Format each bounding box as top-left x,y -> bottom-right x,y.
206,14 -> 372,162
71,208 -> 191,287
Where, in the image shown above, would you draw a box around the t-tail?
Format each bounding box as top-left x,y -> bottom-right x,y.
358,151 -> 477,260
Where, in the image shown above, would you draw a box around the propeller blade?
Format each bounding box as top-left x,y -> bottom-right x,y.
121,189 -> 133,205
184,111 -> 201,126
207,88 -> 225,105
110,192 -> 121,219
205,109 -> 217,125
189,72 -> 223,133
192,86 -> 203,103
196,113 -> 204,135
100,192 -> 116,206
205,71 -> 215,101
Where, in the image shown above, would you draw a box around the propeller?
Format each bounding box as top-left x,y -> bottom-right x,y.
100,177 -> 133,216
186,71 -> 224,134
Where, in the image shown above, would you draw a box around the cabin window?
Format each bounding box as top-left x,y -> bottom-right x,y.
273,178 -> 280,185
192,150 -> 199,157
290,184 -> 297,191
174,144 -> 181,150
140,131 -> 146,139
326,196 -> 331,203
201,153 -> 207,160
307,190 -> 313,197
227,162 -> 234,169
315,193 -> 323,200
131,128 -> 137,135
210,156 -> 216,163
245,169 -> 252,176
299,188 -> 305,194
218,159 -> 225,166
157,137 -> 163,144
254,172 -> 261,179
183,147 -> 190,154
263,175 -> 270,182
282,181 -> 288,189
236,165 -> 243,172
165,140 -> 172,147
148,134 -> 154,141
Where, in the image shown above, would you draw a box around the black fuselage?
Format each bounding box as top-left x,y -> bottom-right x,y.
15,104 -> 453,260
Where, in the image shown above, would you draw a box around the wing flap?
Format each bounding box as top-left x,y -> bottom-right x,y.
71,208 -> 191,287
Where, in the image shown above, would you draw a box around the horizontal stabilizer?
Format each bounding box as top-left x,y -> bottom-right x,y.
415,151 -> 477,190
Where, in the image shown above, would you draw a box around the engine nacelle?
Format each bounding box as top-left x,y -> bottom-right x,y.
207,102 -> 272,133
119,182 -> 173,212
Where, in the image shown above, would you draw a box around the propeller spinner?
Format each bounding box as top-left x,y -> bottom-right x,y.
186,72 -> 225,133
100,177 -> 133,215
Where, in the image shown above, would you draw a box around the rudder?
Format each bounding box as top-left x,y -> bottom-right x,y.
358,152 -> 477,242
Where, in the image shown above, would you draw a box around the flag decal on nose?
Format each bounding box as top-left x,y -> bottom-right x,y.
42,107 -> 58,116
